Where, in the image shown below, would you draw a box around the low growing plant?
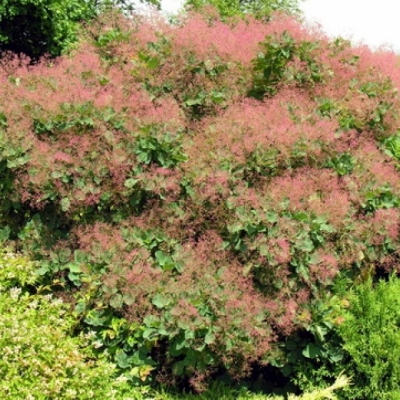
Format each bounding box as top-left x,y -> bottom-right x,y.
0,250 -> 144,399
336,276 -> 400,399
293,276 -> 400,400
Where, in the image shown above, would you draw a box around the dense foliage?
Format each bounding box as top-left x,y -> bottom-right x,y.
5,249 -> 338,399
1,4 -> 400,398
337,277 -> 400,399
0,250 -> 141,399
0,0 -> 162,60
184,0 -> 300,19
0,0 -> 95,59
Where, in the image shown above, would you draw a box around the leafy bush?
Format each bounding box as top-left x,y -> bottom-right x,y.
1,6 -> 400,392
250,31 -> 324,98
0,251 -> 349,400
0,250 -> 143,399
0,0 -> 94,59
152,374 -> 350,399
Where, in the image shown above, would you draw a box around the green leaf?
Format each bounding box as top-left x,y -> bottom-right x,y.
36,264 -> 50,276
297,239 -> 314,253
309,252 -> 320,265
66,262 -> 81,273
296,262 -> 311,282
123,293 -> 136,306
57,248 -> 71,264
0,226 -> 10,243
74,250 -> 88,264
124,178 -> 139,189
172,360 -> 186,376
84,311 -> 107,327
155,250 -> 167,264
116,350 -> 131,369
314,324 -> 328,341
204,331 -> 215,345
293,211 -> 308,221
51,170 -> 63,179
266,211 -> 278,223
143,328 -> 158,340
68,272 -> 81,286
154,250 -> 175,271
152,293 -> 169,309
258,244 -> 270,256
281,364 -> 292,377
328,348 -> 344,362
210,91 -> 225,104
131,349 -> 154,367
302,343 -> 322,359
110,293 -> 123,309
143,315 -> 160,328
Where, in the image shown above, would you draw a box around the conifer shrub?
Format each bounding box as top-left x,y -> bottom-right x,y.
1,7 -> 400,391
336,277 -> 400,399
292,276 -> 400,400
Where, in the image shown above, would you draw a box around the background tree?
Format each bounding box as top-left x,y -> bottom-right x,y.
0,0 -> 160,60
93,0 -> 161,13
184,0 -> 301,19
0,0 -> 96,60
